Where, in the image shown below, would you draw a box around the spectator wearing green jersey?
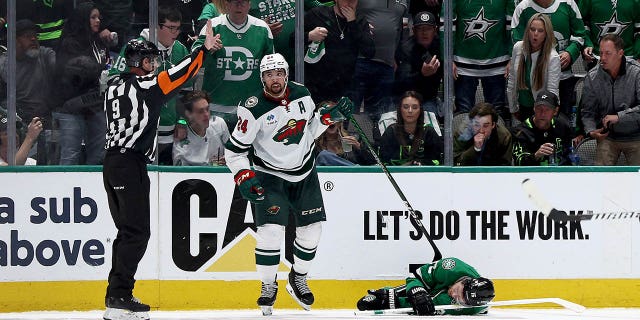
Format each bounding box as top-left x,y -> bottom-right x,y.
191,0 -> 274,130
443,0 -> 513,121
579,0 -> 640,70
249,0 -> 323,80
357,257 -> 495,315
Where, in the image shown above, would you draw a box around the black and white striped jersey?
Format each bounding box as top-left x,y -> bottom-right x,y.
104,48 -> 206,162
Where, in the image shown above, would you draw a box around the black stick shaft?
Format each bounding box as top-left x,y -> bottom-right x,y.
348,116 -> 443,262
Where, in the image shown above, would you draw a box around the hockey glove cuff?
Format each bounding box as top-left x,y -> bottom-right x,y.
407,286 -> 436,316
234,169 -> 265,203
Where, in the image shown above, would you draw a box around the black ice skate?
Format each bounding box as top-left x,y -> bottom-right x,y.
286,270 -> 314,310
257,281 -> 278,316
103,296 -> 150,320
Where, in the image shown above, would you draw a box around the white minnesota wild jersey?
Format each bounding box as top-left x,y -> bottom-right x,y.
225,82 -> 327,182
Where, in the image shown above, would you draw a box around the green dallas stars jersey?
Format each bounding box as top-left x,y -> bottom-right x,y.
403,257 -> 488,315
192,15 -> 274,111
512,0 -> 588,79
225,82 -> 327,182
579,0 -> 640,59
249,0 -> 323,69
440,0 -> 514,77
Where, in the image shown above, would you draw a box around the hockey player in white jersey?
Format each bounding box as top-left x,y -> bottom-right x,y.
224,53 -> 353,315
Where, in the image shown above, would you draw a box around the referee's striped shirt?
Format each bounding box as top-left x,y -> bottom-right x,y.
104,48 -> 206,162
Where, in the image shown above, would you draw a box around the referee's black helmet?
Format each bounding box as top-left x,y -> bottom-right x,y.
124,39 -> 160,68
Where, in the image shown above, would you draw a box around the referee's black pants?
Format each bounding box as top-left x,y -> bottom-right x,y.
103,148 -> 151,299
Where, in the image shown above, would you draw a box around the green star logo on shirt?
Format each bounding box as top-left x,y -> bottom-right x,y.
596,11 -> 630,38
463,7 -> 499,42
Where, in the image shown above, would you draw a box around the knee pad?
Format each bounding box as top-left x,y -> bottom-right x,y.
294,222 -> 322,250
256,224 -> 285,250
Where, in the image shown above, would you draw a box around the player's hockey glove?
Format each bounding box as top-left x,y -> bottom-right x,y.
319,96 -> 354,125
357,288 -> 397,311
235,169 -> 265,203
407,286 -> 436,316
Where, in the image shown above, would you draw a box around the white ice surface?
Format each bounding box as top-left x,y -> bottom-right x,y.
0,308 -> 638,320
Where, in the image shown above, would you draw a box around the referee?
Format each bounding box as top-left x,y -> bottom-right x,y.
102,21 -> 216,320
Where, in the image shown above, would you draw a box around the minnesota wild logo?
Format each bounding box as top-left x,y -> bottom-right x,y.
273,119 -> 306,145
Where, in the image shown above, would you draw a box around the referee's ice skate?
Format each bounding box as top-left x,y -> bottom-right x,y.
257,281 -> 278,316
103,296 -> 150,320
286,270 -> 314,310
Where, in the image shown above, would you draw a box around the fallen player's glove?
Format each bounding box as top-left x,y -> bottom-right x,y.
407,286 -> 435,316
357,288 -> 397,311
234,169 -> 264,203
319,96 -> 354,125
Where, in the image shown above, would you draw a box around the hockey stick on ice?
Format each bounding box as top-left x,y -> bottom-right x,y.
522,178 -> 640,222
347,114 -> 443,262
354,297 -> 586,315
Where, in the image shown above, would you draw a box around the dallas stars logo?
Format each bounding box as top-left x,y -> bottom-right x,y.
596,11 -> 630,38
463,7 -> 499,42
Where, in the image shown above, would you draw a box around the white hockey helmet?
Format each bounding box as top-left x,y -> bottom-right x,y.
260,53 -> 289,78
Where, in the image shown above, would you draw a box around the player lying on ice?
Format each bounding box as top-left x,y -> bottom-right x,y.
357,257 -> 495,315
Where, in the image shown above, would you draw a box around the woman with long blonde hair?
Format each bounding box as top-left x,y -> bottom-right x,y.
507,13 -> 560,122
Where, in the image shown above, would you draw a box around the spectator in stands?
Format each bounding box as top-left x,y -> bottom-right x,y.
394,11 -> 443,120
379,91 -> 443,166
454,102 -> 513,166
192,0 -> 274,130
198,0 -> 227,21
52,2 -> 109,165
444,0 -> 513,121
0,0 -> 74,49
581,34 -> 640,165
109,5 -> 192,165
94,0 -> 132,51
580,0 -> 640,70
507,13 -> 561,123
409,0 -> 441,17
173,90 -> 230,166
0,111 -> 42,166
512,0 -> 589,117
350,0 -> 408,122
249,0 -> 323,80
0,19 -> 56,164
315,101 -> 373,166
303,0 -> 374,103
132,0 -> 210,47
512,90 -> 572,165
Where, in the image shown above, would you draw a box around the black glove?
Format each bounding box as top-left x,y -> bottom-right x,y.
356,288 -> 396,311
407,287 -> 436,316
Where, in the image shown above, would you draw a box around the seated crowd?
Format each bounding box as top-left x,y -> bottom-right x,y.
1,0 -> 639,166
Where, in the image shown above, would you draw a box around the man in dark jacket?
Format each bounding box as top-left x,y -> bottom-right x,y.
512,90 -> 573,166
303,0 -> 375,103
394,11 -> 443,119
454,103 -> 513,166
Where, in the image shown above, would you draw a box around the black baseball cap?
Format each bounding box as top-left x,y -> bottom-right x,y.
534,90 -> 559,108
0,109 -> 23,132
15,19 -> 41,37
413,11 -> 438,27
